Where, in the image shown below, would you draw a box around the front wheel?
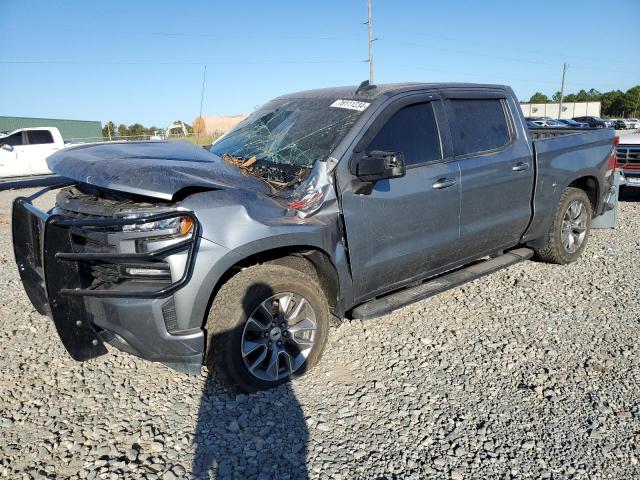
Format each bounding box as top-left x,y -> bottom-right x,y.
205,263 -> 329,393
534,187 -> 592,264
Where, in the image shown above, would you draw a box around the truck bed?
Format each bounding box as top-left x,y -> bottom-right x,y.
522,127 -> 615,244
528,127 -> 604,140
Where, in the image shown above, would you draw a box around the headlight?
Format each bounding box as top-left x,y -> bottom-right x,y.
119,213 -> 195,237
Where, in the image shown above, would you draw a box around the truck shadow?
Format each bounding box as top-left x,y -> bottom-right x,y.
192,282 -> 310,479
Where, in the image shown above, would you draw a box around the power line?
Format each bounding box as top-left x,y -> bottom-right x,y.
376,62 -> 625,90
379,27 -> 631,65
35,27 -> 356,41
381,39 -> 557,67
0,59 -> 362,66
2,58 -> 630,91
378,38 -> 637,75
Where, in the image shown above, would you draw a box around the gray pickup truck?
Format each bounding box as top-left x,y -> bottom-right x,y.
13,82 -> 617,392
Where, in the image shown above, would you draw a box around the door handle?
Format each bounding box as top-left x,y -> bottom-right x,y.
512,162 -> 530,172
432,178 -> 457,189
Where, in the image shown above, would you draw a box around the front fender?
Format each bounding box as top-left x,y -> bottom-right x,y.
181,231 -> 354,332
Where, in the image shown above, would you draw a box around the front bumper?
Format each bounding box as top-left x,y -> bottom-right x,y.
12,187 -> 205,368
620,170 -> 640,187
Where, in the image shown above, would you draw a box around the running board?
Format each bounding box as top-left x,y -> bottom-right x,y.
352,248 -> 534,321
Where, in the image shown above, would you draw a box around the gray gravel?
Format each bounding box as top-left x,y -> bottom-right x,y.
1,186 -> 639,479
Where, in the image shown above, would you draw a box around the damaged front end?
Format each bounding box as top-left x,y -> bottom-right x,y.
13,183 -> 202,367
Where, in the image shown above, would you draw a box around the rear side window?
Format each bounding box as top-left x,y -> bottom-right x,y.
27,130 -> 54,145
447,99 -> 511,156
366,102 -> 441,166
2,132 -> 23,146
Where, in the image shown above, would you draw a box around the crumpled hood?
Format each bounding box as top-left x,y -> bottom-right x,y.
47,141 -> 269,200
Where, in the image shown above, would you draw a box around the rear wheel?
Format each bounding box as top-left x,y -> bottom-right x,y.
205,263 -> 329,393
534,187 -> 592,264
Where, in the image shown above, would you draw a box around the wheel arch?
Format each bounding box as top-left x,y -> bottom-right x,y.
200,244 -> 347,332
567,175 -> 599,212
524,173 -> 600,249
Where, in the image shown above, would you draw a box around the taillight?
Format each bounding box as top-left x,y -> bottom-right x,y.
608,135 -> 619,172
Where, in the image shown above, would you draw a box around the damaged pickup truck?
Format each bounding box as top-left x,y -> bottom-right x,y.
13,82 -> 617,392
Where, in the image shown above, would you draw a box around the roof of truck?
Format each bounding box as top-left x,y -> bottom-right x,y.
277,82 -> 508,101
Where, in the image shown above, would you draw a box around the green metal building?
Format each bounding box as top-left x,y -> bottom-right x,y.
0,116 -> 102,142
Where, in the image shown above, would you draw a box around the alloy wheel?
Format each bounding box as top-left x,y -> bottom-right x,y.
241,292 -> 317,382
561,200 -> 588,254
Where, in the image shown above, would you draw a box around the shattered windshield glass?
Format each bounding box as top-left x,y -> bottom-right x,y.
210,97 -> 364,189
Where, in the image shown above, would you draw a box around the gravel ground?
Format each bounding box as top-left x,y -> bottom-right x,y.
0,186 -> 639,479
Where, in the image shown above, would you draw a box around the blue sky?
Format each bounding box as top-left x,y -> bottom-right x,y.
1,0 -> 638,127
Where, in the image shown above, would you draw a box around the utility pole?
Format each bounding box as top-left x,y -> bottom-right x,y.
197,64 -> 207,140
557,63 -> 568,120
367,0 -> 374,84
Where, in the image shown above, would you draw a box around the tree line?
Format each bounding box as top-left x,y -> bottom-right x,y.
526,85 -> 640,118
101,121 -> 193,140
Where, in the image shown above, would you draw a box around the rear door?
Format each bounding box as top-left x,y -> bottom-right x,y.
25,130 -> 56,175
442,92 -> 534,257
339,95 -> 461,301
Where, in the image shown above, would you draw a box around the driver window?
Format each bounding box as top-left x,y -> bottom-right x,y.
2,132 -> 24,147
367,102 -> 442,166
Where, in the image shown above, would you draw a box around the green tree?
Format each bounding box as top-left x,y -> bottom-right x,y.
117,124 -> 128,138
102,121 -> 116,140
600,90 -> 624,117
523,85 -> 639,117
529,92 -> 550,103
587,88 -> 601,101
574,89 -> 595,102
624,86 -> 640,117
127,123 -> 146,140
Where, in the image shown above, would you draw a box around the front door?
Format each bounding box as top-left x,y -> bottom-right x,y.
0,131 -> 26,177
339,98 -> 461,302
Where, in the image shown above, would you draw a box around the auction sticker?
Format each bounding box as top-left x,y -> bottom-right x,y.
330,99 -> 370,111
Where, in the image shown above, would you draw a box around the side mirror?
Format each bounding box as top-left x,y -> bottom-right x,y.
1,144 -> 14,152
352,150 -> 406,182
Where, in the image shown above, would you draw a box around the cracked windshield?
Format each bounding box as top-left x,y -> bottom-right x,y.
210,98 -> 364,190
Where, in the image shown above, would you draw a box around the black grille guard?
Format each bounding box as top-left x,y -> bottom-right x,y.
12,185 -> 199,361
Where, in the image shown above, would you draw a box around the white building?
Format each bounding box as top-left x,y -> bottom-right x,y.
520,101 -> 601,119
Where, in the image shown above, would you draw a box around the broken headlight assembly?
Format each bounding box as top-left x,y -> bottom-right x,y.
288,185 -> 328,216
118,212 -> 195,237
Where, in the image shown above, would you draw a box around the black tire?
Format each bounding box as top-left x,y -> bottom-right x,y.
205,263 -> 330,393
534,187 -> 592,264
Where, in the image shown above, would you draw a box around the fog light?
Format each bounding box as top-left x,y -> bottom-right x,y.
125,267 -> 170,277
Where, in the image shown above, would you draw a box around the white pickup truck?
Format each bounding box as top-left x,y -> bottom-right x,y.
0,127 -> 66,178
